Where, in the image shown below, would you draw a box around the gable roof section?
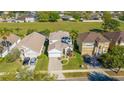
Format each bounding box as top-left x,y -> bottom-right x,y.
18,32 -> 45,53
0,33 -> 20,44
49,30 -> 69,40
48,41 -> 69,51
102,31 -> 124,42
78,32 -> 109,43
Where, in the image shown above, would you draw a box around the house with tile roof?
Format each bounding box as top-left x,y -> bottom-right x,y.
77,32 -> 110,56
17,32 -> 45,59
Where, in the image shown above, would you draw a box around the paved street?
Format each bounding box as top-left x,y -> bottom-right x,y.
61,77 -> 88,81
48,57 -> 65,80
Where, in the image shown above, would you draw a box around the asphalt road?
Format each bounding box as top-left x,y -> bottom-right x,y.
60,77 -> 88,81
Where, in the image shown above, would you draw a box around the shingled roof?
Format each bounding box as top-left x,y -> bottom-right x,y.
102,31 -> 124,42
0,33 -> 20,44
17,32 -> 45,53
78,32 -> 110,42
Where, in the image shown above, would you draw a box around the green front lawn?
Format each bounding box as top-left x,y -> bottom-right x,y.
35,54 -> 48,72
63,52 -> 86,70
0,59 -> 22,73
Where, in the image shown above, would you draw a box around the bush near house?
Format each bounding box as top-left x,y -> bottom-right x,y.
35,54 -> 49,72
5,48 -> 20,63
0,48 -> 21,72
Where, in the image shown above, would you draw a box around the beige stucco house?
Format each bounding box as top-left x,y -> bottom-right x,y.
17,32 -> 45,59
77,32 -> 110,56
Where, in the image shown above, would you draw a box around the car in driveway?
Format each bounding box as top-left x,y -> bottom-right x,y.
23,57 -> 30,65
83,55 -> 92,63
83,55 -> 101,67
30,57 -> 37,65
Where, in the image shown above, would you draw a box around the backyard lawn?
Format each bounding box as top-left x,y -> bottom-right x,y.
34,54 -> 49,72
0,59 -> 22,73
1,21 -> 124,38
63,52 -> 86,70
0,22 -> 102,32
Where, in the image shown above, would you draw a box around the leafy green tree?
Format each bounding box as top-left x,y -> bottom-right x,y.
103,19 -> 120,31
67,12 -> 81,20
101,46 -> 124,73
102,11 -> 112,22
49,12 -> 60,22
36,12 -> 49,22
82,11 -> 92,20
102,12 -> 120,31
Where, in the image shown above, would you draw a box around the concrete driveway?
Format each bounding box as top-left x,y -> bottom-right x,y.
48,57 -> 65,80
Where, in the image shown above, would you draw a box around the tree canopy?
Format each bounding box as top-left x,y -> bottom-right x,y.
101,46 -> 124,73
102,12 -> 120,31
36,12 -> 60,22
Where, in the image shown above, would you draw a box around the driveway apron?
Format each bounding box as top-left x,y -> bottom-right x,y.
48,57 -> 65,80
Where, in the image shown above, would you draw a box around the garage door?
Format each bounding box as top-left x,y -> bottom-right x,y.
49,53 -> 62,57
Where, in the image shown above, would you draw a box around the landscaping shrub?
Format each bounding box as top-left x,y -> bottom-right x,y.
5,48 -> 20,63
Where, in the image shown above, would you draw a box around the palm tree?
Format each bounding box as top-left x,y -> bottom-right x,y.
70,30 -> 78,50
70,30 -> 78,44
0,46 -> 4,57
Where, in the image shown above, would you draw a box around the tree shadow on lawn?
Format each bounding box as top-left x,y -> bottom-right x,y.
88,71 -> 119,81
89,28 -> 104,33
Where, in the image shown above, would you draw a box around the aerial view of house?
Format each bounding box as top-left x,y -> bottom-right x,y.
17,32 -> 45,59
48,31 -> 73,58
0,11 -> 124,81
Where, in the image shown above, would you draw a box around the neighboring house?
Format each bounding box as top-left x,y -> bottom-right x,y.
0,34 -> 21,57
16,15 -> 35,23
61,15 -> 75,21
16,16 -> 25,23
103,31 -> 124,48
48,31 -> 73,58
0,18 -> 4,22
77,32 -> 110,56
17,32 -> 45,59
25,15 -> 35,22
6,18 -> 16,23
